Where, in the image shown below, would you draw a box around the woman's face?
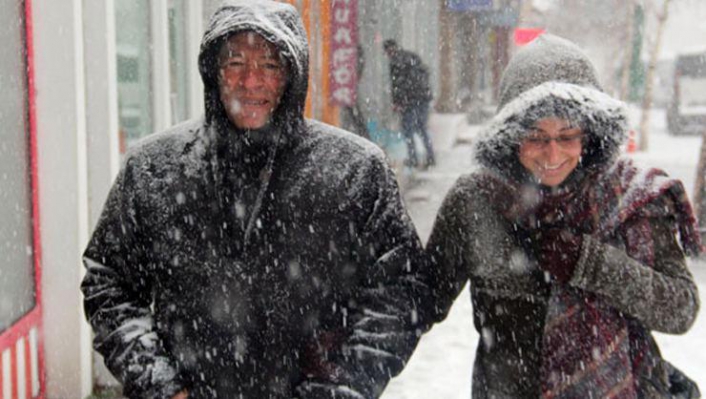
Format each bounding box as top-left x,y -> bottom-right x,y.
518,117 -> 584,187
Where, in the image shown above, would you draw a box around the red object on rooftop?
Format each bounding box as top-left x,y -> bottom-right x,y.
514,28 -> 545,46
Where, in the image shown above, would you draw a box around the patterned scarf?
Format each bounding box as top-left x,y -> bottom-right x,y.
481,158 -> 702,399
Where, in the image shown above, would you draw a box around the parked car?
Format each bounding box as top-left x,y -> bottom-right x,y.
667,50 -> 706,136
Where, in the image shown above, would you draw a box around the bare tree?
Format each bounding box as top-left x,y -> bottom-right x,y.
638,0 -> 672,151
436,2 -> 455,113
620,0 -> 636,101
694,129 -> 706,243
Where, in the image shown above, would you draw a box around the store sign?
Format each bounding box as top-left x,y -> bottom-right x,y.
446,0 -> 493,12
480,9 -> 519,27
329,0 -> 358,107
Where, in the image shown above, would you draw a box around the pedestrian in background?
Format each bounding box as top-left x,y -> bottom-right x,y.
383,39 -> 435,169
425,34 -> 701,398
81,1 -> 427,398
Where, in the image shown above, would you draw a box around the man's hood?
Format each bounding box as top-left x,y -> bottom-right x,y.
474,34 -> 629,181
198,0 -> 309,128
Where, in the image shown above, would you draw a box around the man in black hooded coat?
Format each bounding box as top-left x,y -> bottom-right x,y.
81,1 -> 428,398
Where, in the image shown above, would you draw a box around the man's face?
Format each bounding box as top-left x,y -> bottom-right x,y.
217,32 -> 287,130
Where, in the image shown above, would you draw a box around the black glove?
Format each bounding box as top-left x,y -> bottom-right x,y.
301,330 -> 347,382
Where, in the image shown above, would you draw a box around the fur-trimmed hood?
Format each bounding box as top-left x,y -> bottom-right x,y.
474,34 -> 629,182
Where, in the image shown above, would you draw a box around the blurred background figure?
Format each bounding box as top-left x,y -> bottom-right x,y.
384,39 -> 436,169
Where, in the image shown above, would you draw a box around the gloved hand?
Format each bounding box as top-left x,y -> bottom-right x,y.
301,330 -> 347,383
533,227 -> 583,284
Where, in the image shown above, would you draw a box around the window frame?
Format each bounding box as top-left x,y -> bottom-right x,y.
0,0 -> 46,398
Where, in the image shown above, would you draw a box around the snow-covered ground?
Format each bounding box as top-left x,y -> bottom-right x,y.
384,109 -> 705,398
384,114 -> 478,399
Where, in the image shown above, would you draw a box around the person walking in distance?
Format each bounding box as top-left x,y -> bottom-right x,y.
383,39 -> 435,169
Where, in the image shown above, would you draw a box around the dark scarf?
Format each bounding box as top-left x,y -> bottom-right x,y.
209,120 -> 284,252
479,158 -> 701,399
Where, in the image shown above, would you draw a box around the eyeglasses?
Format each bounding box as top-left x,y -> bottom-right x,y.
219,59 -> 285,79
521,132 -> 585,150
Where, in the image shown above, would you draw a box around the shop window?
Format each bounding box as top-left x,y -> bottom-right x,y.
0,0 -> 35,332
115,0 -> 153,150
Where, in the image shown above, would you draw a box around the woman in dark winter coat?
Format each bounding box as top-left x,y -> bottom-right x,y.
426,34 -> 702,399
81,1 -> 428,399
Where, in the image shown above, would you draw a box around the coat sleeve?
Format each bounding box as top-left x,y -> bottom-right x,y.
423,179 -> 473,323
570,208 -> 700,335
296,155 -> 432,399
81,158 -> 186,399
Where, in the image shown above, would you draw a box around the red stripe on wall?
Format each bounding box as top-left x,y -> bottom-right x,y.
25,0 -> 42,310
24,0 -> 44,396
0,352 -> 4,399
11,345 -> 18,399
25,336 -> 32,399
0,310 -> 40,355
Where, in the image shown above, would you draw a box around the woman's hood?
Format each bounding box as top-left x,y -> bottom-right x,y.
198,0 -> 309,127
474,34 -> 629,180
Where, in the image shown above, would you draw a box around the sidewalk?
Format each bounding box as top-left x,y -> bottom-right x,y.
381,114 -> 481,399
399,113 -> 481,239
381,113 -> 470,193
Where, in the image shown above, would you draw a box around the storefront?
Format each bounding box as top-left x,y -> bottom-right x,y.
0,0 -> 44,398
